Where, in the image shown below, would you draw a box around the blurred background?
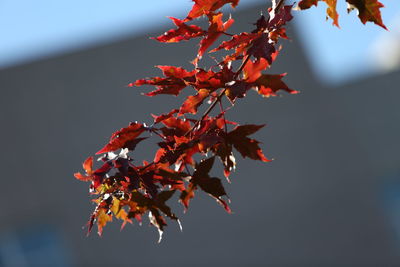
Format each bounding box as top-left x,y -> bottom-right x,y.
1,0 -> 400,266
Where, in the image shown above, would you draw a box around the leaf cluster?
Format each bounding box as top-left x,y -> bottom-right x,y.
75,0 -> 387,241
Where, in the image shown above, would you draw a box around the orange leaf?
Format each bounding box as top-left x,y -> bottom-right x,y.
179,89 -> 210,115
97,209 -> 112,236
73,172 -> 92,182
82,156 -> 93,174
74,156 -> 94,181
243,58 -> 270,83
298,0 -> 339,27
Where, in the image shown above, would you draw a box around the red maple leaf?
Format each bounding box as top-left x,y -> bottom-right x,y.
255,73 -> 299,97
225,81 -> 252,101
153,17 -> 205,43
210,32 -> 259,53
268,4 -> 294,29
346,0 -> 387,29
196,12 -> 234,64
151,109 -> 179,124
96,122 -> 146,154
130,66 -> 195,96
186,0 -> 239,20
243,58 -> 270,83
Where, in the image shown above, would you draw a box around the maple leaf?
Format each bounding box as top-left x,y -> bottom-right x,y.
151,109 -> 179,124
195,155 -> 215,175
246,33 -> 276,64
186,157 -> 231,212
209,32 -> 259,53
156,168 -> 188,191
74,156 -> 93,181
229,124 -> 266,136
243,58 -> 270,83
91,161 -> 113,189
215,7 -> 292,64
154,190 -> 179,221
161,117 -> 192,136
254,73 -> 299,97
227,124 -> 270,162
269,28 -> 289,43
96,122 -> 146,154
197,12 -> 234,62
189,66 -> 235,91
158,65 -> 196,79
155,138 -> 199,167
125,191 -> 178,242
268,4 -> 295,29
129,66 -> 195,96
97,209 -> 113,236
111,197 -> 132,230
179,89 -> 210,115
132,77 -> 187,96
253,15 -> 269,33
186,0 -> 239,20
178,141 -> 201,167
225,81 -> 251,101
198,132 -> 224,153
153,17 -> 205,43
346,0 -> 387,29
197,176 -> 227,199
110,198 -> 122,216
325,0 -> 339,27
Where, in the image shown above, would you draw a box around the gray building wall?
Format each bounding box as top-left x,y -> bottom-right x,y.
0,4 -> 399,266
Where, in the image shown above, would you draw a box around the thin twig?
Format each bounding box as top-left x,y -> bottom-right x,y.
151,128 -> 166,140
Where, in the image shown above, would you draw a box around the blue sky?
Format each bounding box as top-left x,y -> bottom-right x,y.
0,0 -> 398,84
